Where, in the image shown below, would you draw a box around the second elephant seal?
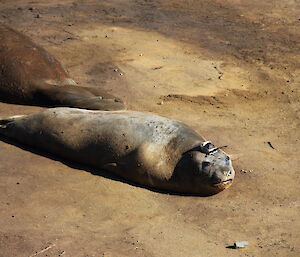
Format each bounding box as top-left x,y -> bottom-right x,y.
0,25 -> 125,110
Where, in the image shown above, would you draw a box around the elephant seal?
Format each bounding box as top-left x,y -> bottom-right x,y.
0,25 -> 125,110
0,108 -> 235,195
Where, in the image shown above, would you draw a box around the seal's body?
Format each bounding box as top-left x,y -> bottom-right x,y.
0,25 -> 125,110
0,108 -> 235,195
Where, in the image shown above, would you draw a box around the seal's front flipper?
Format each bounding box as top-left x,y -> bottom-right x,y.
66,86 -> 126,111
67,96 -> 126,111
34,84 -> 126,111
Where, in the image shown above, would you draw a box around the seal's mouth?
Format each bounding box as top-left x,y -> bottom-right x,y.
212,179 -> 233,187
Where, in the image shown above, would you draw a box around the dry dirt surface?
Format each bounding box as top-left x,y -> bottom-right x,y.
0,0 -> 299,256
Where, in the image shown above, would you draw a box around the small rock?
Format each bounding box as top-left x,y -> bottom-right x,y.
157,101 -> 164,105
234,241 -> 249,249
139,53 -> 143,56
265,141 -> 276,149
240,169 -> 252,173
113,69 -> 118,72
35,14 -> 40,18
119,73 -> 123,76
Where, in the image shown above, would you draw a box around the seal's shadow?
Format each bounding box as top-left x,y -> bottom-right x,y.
0,135 -> 209,197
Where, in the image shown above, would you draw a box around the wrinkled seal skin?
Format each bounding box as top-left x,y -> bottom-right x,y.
0,25 -> 125,110
0,108 -> 235,195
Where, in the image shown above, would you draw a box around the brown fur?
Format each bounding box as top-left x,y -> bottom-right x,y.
0,25 -> 125,110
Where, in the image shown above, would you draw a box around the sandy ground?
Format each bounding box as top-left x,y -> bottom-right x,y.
0,0 -> 299,256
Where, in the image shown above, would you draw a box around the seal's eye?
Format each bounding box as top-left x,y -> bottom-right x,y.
202,161 -> 211,169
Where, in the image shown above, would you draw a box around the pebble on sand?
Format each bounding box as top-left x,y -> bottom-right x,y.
234,241 -> 249,249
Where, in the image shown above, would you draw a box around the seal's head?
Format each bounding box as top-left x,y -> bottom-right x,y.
173,141 -> 235,196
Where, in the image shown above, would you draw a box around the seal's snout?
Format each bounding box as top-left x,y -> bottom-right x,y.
211,165 -> 235,189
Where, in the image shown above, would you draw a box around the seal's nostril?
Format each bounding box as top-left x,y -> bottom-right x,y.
202,161 -> 211,169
